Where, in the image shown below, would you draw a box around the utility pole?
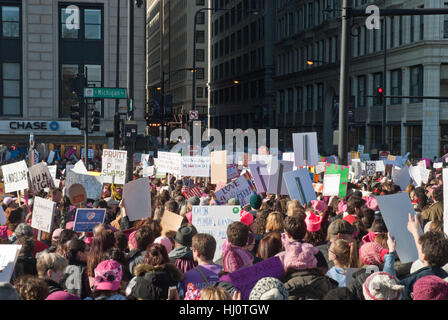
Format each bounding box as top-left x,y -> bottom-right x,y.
84,68 -> 89,169
126,0 -> 134,183
382,16 -> 387,149
115,0 -> 121,149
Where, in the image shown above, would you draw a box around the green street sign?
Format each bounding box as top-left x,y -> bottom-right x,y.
84,88 -> 127,99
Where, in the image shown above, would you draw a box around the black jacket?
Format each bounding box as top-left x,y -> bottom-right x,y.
44,278 -> 64,296
400,266 -> 448,300
283,268 -> 338,300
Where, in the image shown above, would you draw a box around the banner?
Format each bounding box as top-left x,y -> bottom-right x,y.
284,169 -> 317,205
123,178 -> 152,222
28,163 -> 55,193
180,156 -> 210,177
66,170 -> 103,200
2,160 -> 29,193
192,206 -> 242,261
101,149 -> 128,185
156,152 -> 181,176
73,209 -> 106,232
324,163 -> 349,197
212,171 -> 257,206
31,197 -> 55,233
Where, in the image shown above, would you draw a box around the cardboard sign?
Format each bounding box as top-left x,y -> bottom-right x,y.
444,169 -> 448,237
392,166 -> 411,191
0,245 -> 22,283
365,161 -> 377,177
248,162 -> 269,193
293,132 -> 319,167
2,160 -> 29,193
324,164 -> 350,197
323,174 -> 341,196
192,206 -> 242,261
68,183 -> 87,205
31,197 -> 56,233
160,210 -> 184,236
123,178 -> 152,222
66,170 -> 103,200
284,169 -> 317,205
211,151 -> 227,184
229,256 -> 285,300
73,209 -> 106,232
212,171 -> 257,206
28,163 -> 55,193
267,161 -> 294,195
101,149 -> 128,185
375,193 -> 421,263
181,156 -> 210,177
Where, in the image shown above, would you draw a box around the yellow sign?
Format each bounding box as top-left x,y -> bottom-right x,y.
88,171 -> 101,176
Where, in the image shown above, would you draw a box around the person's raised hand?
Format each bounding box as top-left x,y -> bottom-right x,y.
407,213 -> 419,235
387,232 -> 396,253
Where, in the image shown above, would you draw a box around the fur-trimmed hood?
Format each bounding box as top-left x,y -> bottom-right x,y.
134,263 -> 183,282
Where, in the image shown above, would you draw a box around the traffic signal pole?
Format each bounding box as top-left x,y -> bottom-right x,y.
83,97 -> 89,169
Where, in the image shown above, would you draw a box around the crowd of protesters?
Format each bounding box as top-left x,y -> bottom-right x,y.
0,154 -> 448,301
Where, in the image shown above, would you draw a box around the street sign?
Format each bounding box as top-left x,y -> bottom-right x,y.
189,110 -> 199,121
84,88 -> 127,99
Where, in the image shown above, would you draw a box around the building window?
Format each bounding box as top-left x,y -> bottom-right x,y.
197,12 -> 205,25
287,88 -> 294,113
1,5 -> 20,38
196,68 -> 205,80
196,30 -> 205,43
399,16 -> 403,45
410,65 -> 423,103
306,85 -> 313,111
297,87 -> 303,112
196,0 -> 205,5
444,3 -> 448,38
391,69 -> 402,104
196,49 -> 205,62
317,83 -> 324,111
390,16 -> 394,48
410,16 -> 414,43
197,87 -> 203,98
279,90 -> 285,114
357,75 -> 366,107
1,63 -> 21,116
61,7 -> 102,40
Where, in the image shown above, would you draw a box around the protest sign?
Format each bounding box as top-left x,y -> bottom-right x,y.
434,162 -> 443,169
267,161 -> 294,195
315,162 -> 326,174
229,256 -> 285,300
123,178 -> 151,221
101,149 -> 128,185
160,211 -> 184,236
410,166 -> 430,186
0,245 -> 21,283
48,165 -> 57,181
444,169 -> 448,236
68,184 -> 87,205
2,160 -> 29,193
313,183 -> 323,193
376,193 -> 421,263
31,197 -> 55,233
282,152 -> 296,169
351,159 -> 362,180
365,161 -> 377,177
66,170 -> 103,200
212,171 -> 257,206
192,206 -> 242,261
284,169 -> 317,205
417,160 -> 426,168
392,166 -> 411,191
210,151 -> 227,184
142,166 -> 155,177
181,156 -> 210,177
323,174 -> 341,197
73,209 -> 106,232
250,154 -> 274,174
324,164 -> 350,197
347,151 -> 360,165
248,162 -> 269,193
156,152 -> 182,175
293,132 -> 319,167
47,151 -> 55,164
326,155 -> 339,164
0,206 -> 5,225
28,162 -> 55,193
226,164 -> 240,181
72,160 -> 89,174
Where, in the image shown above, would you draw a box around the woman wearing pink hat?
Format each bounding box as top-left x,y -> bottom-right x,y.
303,210 -> 326,247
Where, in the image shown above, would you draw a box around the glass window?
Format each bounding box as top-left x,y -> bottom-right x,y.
391,69 -> 402,104
2,6 -> 20,38
84,9 -> 101,40
2,63 -> 21,115
61,7 -> 79,39
197,12 -> 205,25
410,65 -> 423,103
297,87 -> 303,112
196,49 -> 205,62
306,85 -> 313,111
317,83 -> 324,110
357,75 -> 366,107
61,64 -> 79,117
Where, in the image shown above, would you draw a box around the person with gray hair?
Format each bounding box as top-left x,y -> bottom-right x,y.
0,282 -> 20,300
13,223 -> 34,241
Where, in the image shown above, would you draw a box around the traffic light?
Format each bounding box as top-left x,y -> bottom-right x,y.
71,105 -> 81,128
90,110 -> 100,132
377,87 -> 384,105
69,74 -> 87,97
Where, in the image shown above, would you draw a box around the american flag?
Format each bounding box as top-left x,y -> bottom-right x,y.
181,179 -> 202,199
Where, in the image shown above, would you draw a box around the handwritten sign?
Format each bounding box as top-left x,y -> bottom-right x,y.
156,152 -> 181,175
365,161 -> 377,177
101,149 -> 128,185
192,206 -> 242,261
226,164 -> 240,181
28,163 -> 55,193
66,170 -> 103,200
122,178 -> 152,222
2,160 -> 29,193
181,156 -> 210,177
73,209 -> 106,232
212,171 -> 257,206
229,256 -> 285,300
48,165 -> 57,181
31,197 -> 55,233
0,245 -> 22,283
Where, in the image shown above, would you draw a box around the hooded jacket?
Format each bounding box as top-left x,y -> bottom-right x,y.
282,268 -> 338,300
127,263 -> 183,300
168,246 -> 196,273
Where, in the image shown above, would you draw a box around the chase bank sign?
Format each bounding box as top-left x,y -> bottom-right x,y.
0,121 -> 80,135
9,121 -> 60,131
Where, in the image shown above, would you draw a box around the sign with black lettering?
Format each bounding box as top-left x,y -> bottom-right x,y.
1,160 -> 29,193
101,149 -> 128,185
28,163 -> 55,193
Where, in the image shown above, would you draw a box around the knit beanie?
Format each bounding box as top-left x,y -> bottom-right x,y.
249,277 -> 289,300
283,240 -> 318,271
413,275 -> 448,300
222,243 -> 254,273
362,272 -> 404,300
240,210 -> 254,227
305,211 -> 323,232
250,194 -> 262,210
311,200 -> 327,213
359,242 -> 389,266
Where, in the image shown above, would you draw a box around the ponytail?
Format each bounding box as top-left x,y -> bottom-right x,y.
348,240 -> 359,268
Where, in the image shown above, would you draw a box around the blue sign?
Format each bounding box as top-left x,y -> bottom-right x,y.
73,209 -> 106,232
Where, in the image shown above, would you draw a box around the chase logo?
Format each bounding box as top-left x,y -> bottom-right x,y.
49,121 -> 59,131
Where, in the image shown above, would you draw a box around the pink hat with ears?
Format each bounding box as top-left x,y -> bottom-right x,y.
128,231 -> 137,249
338,201 -> 348,213
305,211 -> 323,232
154,236 -> 173,253
240,210 -> 254,226
311,200 -> 328,213
365,197 -> 379,211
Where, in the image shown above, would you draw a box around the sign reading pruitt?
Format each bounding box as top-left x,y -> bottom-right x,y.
102,149 -> 127,185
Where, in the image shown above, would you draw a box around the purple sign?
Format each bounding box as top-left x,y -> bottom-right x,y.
228,256 -> 285,300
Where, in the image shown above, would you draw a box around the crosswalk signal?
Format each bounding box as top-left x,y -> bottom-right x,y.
377,87 -> 384,105
90,110 -> 100,132
71,105 -> 81,128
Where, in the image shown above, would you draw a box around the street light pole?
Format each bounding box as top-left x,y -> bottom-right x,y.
126,0 -> 134,183
115,0 -> 121,149
382,17 -> 387,149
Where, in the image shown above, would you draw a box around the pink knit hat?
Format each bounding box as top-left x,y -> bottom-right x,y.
413,276 -> 448,300
240,210 -> 254,226
128,230 -> 137,249
305,211 -> 323,232
283,241 -> 318,271
359,242 -> 389,266
65,221 -> 74,230
222,243 -> 254,273
363,272 -> 404,300
154,236 -> 173,254
311,200 -> 328,213
362,231 -> 380,244
45,291 -> 80,300
338,201 -> 348,213
365,197 -> 379,211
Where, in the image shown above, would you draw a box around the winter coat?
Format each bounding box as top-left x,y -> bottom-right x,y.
44,278 -> 64,296
421,202 -> 443,224
400,266 -> 448,300
127,263 -> 183,300
282,268 -> 338,300
13,256 -> 37,280
128,249 -> 145,275
168,246 -> 196,273
347,268 -> 371,300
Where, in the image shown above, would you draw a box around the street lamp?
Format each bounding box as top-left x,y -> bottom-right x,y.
306,59 -> 327,66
